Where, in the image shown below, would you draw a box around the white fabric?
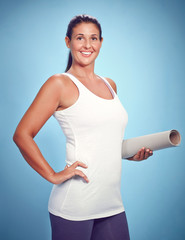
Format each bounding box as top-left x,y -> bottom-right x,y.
48,73 -> 128,221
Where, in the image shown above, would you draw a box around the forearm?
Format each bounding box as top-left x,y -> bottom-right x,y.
13,133 -> 55,183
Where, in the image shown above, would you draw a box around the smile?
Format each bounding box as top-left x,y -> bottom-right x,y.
80,52 -> 93,57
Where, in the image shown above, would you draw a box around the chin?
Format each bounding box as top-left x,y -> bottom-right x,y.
76,59 -> 95,67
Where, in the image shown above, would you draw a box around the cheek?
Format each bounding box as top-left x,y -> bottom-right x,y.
94,43 -> 102,51
71,41 -> 83,51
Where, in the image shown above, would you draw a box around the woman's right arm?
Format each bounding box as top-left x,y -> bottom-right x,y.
13,75 -> 89,184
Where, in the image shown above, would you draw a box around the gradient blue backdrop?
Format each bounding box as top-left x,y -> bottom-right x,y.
1,0 -> 184,239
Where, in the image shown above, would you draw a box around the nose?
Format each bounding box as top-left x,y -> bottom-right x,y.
84,39 -> 91,49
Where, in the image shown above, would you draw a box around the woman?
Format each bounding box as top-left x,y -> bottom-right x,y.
13,15 -> 153,240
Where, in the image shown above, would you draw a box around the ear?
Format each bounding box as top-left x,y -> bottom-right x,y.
65,36 -> 71,48
100,37 -> 103,46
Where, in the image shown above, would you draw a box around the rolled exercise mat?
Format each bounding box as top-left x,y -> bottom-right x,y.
122,129 -> 181,159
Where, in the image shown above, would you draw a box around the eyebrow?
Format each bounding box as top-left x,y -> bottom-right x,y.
74,33 -> 98,37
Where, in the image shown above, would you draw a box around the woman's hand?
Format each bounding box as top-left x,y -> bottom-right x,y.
51,161 -> 89,184
127,147 -> 153,161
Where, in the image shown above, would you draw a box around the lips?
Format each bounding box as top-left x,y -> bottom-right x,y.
80,51 -> 93,57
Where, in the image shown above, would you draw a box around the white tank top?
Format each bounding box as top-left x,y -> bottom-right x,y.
48,73 -> 128,221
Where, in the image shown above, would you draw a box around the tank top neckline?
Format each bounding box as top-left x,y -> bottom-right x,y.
65,72 -> 116,102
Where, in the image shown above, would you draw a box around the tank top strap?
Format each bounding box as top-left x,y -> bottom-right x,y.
97,75 -> 117,99
63,73 -> 117,100
62,72 -> 85,92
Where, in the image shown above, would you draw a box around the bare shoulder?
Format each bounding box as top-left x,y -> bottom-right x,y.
104,77 -> 117,93
43,73 -> 69,90
39,73 -> 74,98
44,73 -> 79,111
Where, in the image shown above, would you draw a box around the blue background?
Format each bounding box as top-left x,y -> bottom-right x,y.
1,0 -> 184,239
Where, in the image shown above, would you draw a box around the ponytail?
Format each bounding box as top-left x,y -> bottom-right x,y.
65,51 -> 72,72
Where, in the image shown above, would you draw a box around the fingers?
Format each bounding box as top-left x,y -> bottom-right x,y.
66,161 -> 89,183
71,161 -> 88,169
53,161 -> 89,184
144,148 -> 153,159
133,147 -> 153,161
73,169 -> 89,183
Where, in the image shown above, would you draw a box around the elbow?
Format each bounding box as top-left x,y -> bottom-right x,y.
13,128 -> 33,148
13,130 -> 21,146
13,129 -> 17,143
13,129 -> 27,147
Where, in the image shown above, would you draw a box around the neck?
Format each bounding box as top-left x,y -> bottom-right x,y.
68,62 -> 96,81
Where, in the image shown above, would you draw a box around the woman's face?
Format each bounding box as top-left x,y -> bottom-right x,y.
65,22 -> 103,68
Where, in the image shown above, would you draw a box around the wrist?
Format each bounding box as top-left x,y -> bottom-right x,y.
48,171 -> 65,185
47,171 -> 57,184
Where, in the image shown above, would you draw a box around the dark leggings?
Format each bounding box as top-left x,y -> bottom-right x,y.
49,211 -> 130,240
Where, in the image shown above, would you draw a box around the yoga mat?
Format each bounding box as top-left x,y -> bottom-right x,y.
122,129 -> 181,159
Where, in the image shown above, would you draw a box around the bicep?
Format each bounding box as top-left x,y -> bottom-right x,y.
15,76 -> 63,138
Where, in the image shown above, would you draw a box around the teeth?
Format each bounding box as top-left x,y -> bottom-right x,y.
81,52 -> 91,55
